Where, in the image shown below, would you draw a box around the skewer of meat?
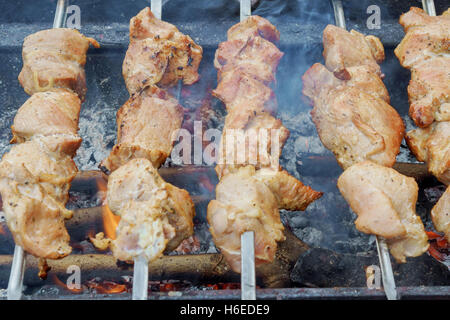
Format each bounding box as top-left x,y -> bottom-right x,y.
303,0 -> 429,300
207,0 -> 322,300
396,3 -> 449,256
2,0 -> 99,300
100,4 -> 202,300
396,6 -> 450,186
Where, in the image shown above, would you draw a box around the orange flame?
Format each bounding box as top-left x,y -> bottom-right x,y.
96,177 -> 120,240
51,274 -> 83,294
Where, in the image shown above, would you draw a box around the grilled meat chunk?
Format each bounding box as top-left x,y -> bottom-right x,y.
322,25 -> 385,79
337,161 -> 429,263
407,57 -> 450,127
395,7 -> 450,128
11,90 -> 81,150
303,63 -> 390,104
18,28 -> 99,101
100,86 -> 183,173
302,28 -> 404,170
214,36 -> 283,84
0,136 -> 79,259
308,86 -> 404,169
431,186 -> 450,242
107,158 -> 195,262
406,121 -> 450,185
216,113 -> 290,179
227,15 -> 280,43
207,166 -> 322,272
123,7 -> 202,94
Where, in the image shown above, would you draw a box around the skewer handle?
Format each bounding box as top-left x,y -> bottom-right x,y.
53,0 -> 67,29
376,236 -> 398,300
331,0 -> 346,29
238,0 -> 256,301
240,0 -> 251,22
151,0 -> 162,20
241,231 -> 256,300
132,255 -> 149,300
422,0 -> 436,16
7,246 -> 26,300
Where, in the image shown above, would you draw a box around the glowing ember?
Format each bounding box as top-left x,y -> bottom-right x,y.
85,279 -> 128,294
426,231 -> 449,264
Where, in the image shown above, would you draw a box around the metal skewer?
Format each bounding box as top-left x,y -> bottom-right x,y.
422,0 -> 436,17
238,0 -> 257,301
129,0 -> 167,301
6,0 -> 68,301
331,0 -> 398,300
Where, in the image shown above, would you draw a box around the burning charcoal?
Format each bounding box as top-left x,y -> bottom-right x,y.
291,248 -> 450,288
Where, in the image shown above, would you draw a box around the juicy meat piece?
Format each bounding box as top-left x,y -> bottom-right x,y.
309,86 -> 404,169
303,63 -> 390,104
107,158 -> 194,262
227,16 -> 280,43
124,7 -> 202,93
431,186 -> 450,241
207,166 -> 321,272
11,90 -> 81,148
323,25 -> 385,79
216,113 -> 290,179
303,28 -> 403,169
398,6 -> 450,31
0,136 -> 79,259
214,36 -> 284,83
100,86 -> 184,173
18,28 -> 99,101
395,8 -> 450,68
213,69 -> 277,116
406,121 -> 450,185
337,161 -> 429,263
122,38 -> 172,94
407,56 -> 450,128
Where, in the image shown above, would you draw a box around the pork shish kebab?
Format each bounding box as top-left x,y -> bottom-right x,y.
304,3 -> 398,300
0,26 -> 98,260
394,7 -> 450,128
207,16 -> 322,274
100,7 -> 202,173
400,6 -> 450,250
302,5 -> 425,301
395,7 -> 450,186
100,7 -> 201,265
302,23 -> 428,260
302,25 -> 405,170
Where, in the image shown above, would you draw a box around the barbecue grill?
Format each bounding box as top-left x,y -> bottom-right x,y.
0,0 -> 448,300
